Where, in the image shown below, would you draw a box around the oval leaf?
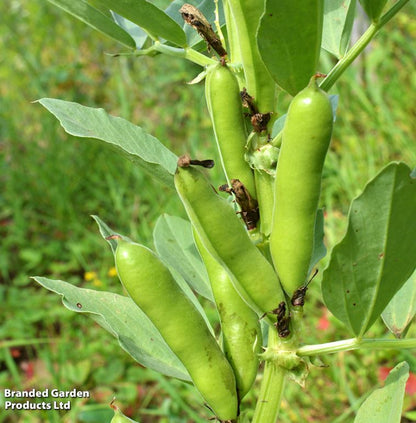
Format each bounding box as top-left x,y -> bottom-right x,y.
322,162 -> 416,337
359,0 -> 388,21
46,0 -> 136,49
32,276 -> 191,381
153,214 -> 213,301
37,98 -> 178,188
96,0 -> 187,47
354,362 -> 409,423
111,12 -> 148,49
322,0 -> 356,58
382,269 -> 416,338
258,0 -> 324,95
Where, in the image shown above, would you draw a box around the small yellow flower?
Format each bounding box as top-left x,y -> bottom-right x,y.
84,271 -> 97,281
108,267 -> 118,277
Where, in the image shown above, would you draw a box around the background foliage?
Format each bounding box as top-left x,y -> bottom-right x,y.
1,1 -> 415,422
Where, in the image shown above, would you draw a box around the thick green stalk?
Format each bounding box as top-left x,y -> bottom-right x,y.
252,329 -> 286,423
320,0 -> 410,92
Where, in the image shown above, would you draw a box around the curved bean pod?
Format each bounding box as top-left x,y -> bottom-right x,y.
115,239 -> 238,421
174,163 -> 285,320
194,232 -> 261,400
205,63 -> 256,198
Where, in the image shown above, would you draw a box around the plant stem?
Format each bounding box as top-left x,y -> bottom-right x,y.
252,329 -> 286,423
378,0 -> 411,26
155,43 -> 217,67
121,43 -> 216,67
0,338 -> 57,348
214,0 -> 226,51
297,337 -> 416,357
320,0 -> 411,92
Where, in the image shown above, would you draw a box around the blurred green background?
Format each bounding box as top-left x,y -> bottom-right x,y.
1,1 -> 415,422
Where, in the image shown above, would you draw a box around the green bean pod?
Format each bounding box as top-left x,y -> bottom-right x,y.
194,232 -> 261,400
270,77 -> 333,297
115,239 -> 238,421
205,63 -> 256,197
110,406 -> 138,423
174,164 -> 284,320
225,0 -> 276,114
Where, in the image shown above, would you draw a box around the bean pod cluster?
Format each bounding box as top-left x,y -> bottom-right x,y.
114,52 -> 333,423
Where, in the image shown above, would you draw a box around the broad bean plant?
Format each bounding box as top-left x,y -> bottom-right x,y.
35,0 -> 416,422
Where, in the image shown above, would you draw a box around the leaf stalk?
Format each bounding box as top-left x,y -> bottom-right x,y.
320,0 -> 411,92
297,337 -> 416,356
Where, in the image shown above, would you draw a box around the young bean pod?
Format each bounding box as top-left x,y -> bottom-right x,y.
205,63 -> 256,198
194,232 -> 261,400
115,239 -> 238,421
270,76 -> 333,297
225,0 -> 276,114
110,405 -> 138,423
174,163 -> 285,320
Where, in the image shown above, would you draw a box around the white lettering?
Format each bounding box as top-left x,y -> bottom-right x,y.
53,401 -> 71,410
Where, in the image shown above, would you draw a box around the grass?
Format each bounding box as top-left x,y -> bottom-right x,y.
1,0 -> 415,422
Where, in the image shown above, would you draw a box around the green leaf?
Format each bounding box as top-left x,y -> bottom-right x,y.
322,0 -> 356,58
153,214 -> 213,301
354,362 -> 409,423
359,0 -> 388,21
258,0 -> 324,96
37,98 -> 178,189
382,269 -> 416,338
46,0 -> 136,49
111,12 -> 148,49
164,0 -> 188,26
404,410 -> 416,421
322,162 -> 416,337
32,277 -> 191,381
96,0 -> 187,47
